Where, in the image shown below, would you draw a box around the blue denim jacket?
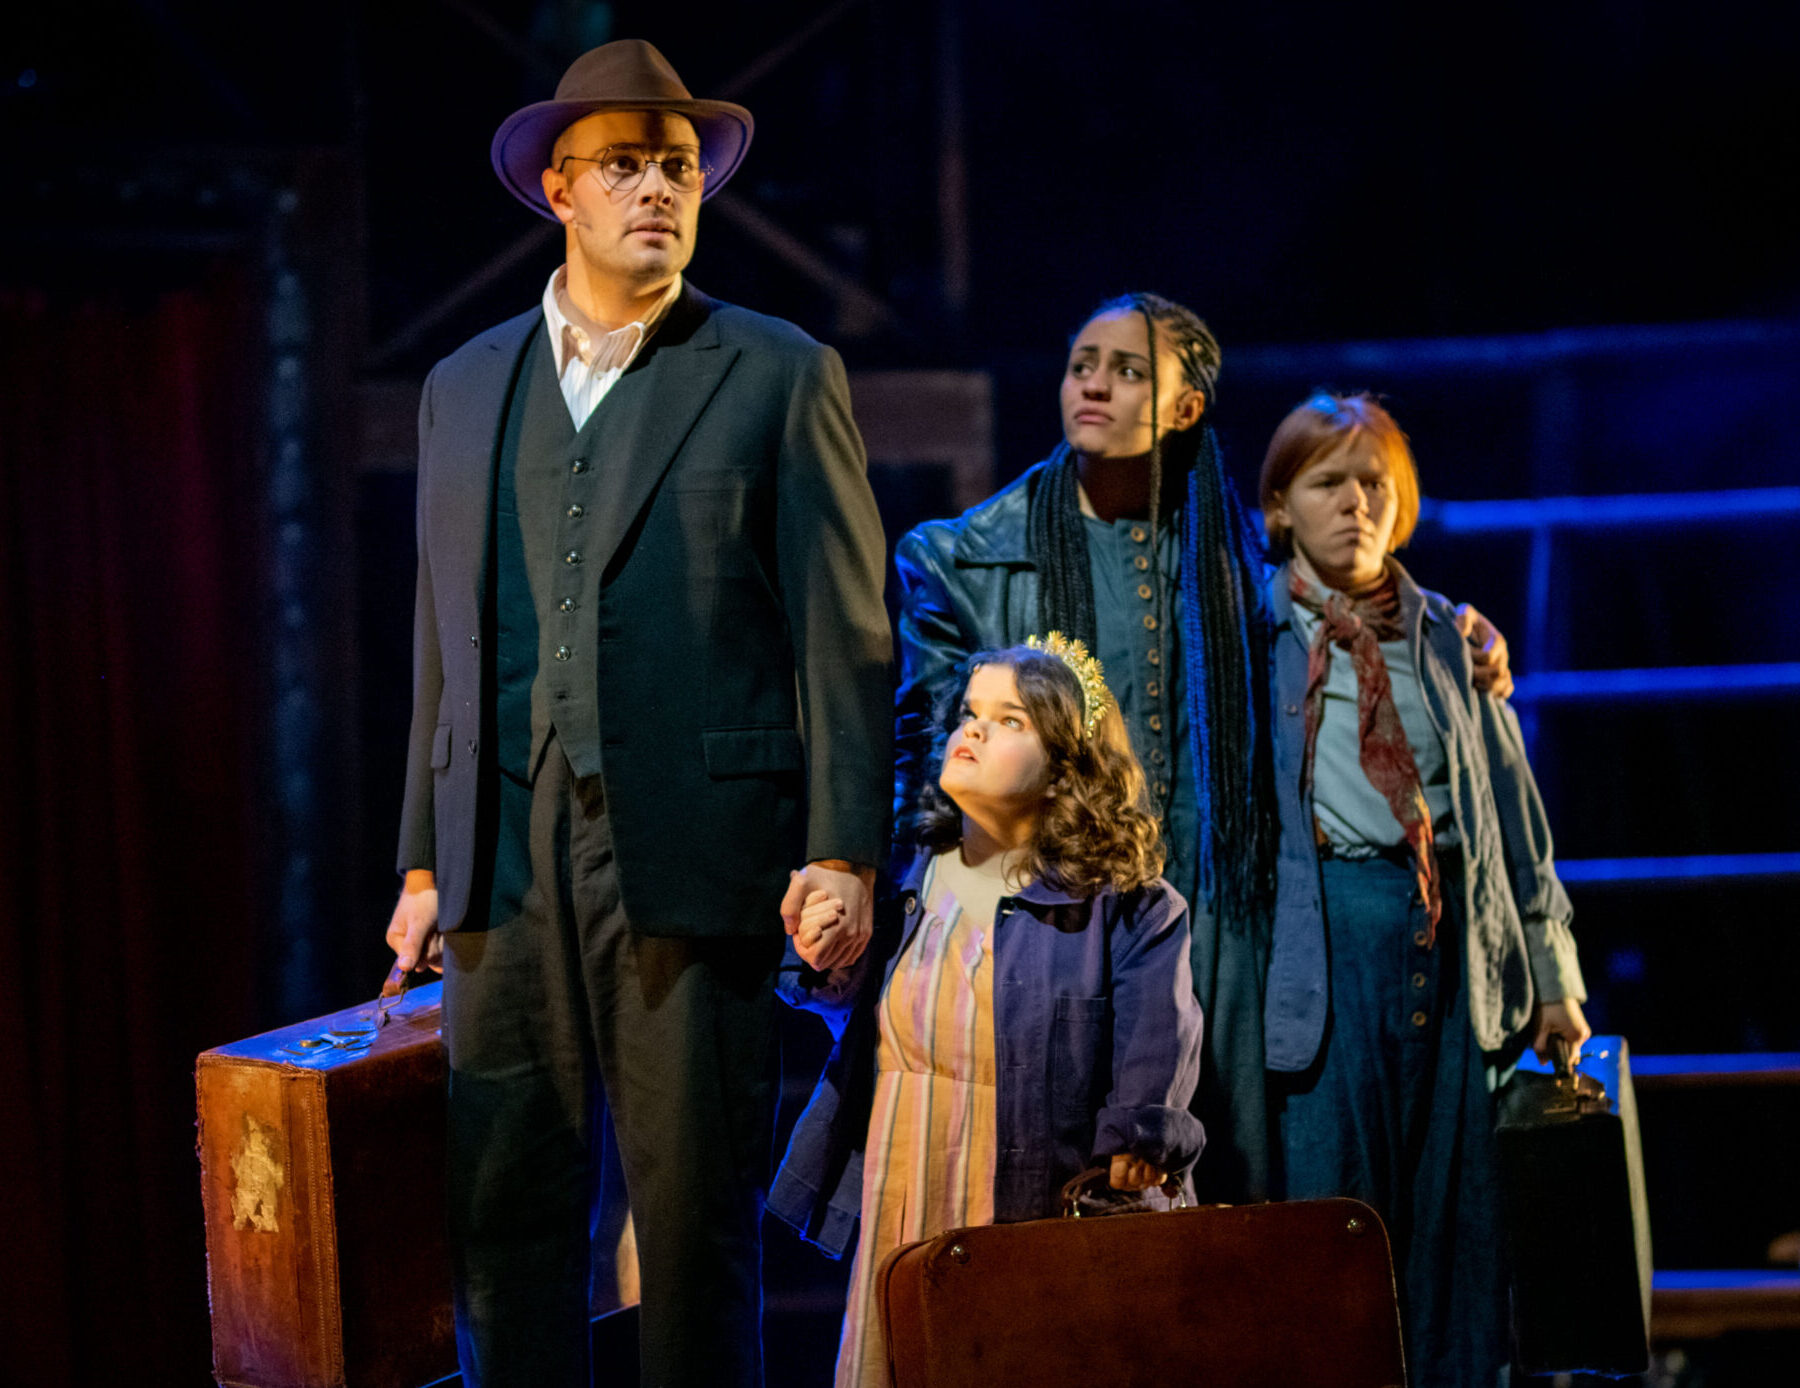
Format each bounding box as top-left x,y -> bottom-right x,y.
769,851 -> 1205,1257
1263,561 -> 1586,1071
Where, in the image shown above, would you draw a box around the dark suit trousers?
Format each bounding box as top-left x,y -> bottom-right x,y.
443,733 -> 782,1388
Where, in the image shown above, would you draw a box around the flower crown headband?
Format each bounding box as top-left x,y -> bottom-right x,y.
1026,631 -> 1114,738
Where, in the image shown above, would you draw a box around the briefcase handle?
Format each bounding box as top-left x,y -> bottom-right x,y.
376,961 -> 423,1029
1059,1165 -> 1189,1219
1549,1033 -> 1573,1080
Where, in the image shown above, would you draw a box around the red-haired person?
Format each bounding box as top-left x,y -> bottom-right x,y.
771,640 -> 1203,1388
1259,393 -> 1589,1384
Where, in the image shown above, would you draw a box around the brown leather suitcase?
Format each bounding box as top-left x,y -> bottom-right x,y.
196,980 -> 638,1388
876,1197 -> 1404,1388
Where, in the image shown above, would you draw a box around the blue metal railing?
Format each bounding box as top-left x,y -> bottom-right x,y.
1512,664 -> 1800,704
1631,1051 -> 1800,1079
1558,852 -> 1800,884
1419,487 -> 1800,534
1232,317 -> 1800,381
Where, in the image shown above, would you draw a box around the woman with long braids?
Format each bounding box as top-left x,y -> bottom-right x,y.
894,293 -> 1276,1198
1259,393 -> 1587,1383
893,294 -> 1512,1202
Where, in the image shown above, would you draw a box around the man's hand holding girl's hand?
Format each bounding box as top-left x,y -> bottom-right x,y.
781,861 -> 874,970
787,888 -> 845,969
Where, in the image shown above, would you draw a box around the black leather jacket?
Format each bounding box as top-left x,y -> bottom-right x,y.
892,461 -> 1051,816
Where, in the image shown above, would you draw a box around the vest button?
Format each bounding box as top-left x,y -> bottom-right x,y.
466,739 -> 477,756
1411,1011 -> 1428,1028
567,503 -> 585,519
554,645 -> 572,661
1130,526 -> 1147,543
468,634 -> 479,647
1137,583 -> 1153,601
559,597 -> 578,613
564,550 -> 582,565
1134,555 -> 1149,571
571,458 -> 588,474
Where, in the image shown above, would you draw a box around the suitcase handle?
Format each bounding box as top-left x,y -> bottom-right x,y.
1550,1032 -> 1573,1080
1059,1165 -> 1189,1218
377,961 -> 422,1029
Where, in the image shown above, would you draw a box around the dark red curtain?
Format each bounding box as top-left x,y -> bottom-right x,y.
1,274 -> 267,1382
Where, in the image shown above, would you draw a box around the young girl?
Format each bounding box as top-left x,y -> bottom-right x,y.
770,638 -> 1204,1388
1258,393 -> 1589,1385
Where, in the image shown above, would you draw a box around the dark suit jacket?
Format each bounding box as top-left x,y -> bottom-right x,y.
397,283 -> 893,936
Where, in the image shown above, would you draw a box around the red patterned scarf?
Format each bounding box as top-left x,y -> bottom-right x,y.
1289,566 -> 1442,944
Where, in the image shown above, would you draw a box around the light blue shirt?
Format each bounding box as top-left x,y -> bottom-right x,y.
1291,601 -> 1458,852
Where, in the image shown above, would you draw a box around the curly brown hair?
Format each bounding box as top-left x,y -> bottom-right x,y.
905,646 -> 1165,897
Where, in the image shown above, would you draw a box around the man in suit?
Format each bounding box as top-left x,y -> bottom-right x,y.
383,40 -> 892,1388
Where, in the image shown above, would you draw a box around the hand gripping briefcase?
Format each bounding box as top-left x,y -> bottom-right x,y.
196,975 -> 638,1388
1496,1034 -> 1652,1377
876,1185 -> 1405,1388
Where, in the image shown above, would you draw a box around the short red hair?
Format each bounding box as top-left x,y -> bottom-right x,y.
1258,392 -> 1421,555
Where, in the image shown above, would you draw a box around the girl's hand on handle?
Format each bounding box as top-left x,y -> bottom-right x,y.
1108,1154 -> 1166,1192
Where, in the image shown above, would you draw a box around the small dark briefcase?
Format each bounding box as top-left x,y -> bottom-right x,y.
876,1191 -> 1405,1388
1496,1035 -> 1652,1377
197,977 -> 638,1388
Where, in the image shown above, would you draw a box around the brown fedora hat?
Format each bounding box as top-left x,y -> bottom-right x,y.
491,39 -> 754,219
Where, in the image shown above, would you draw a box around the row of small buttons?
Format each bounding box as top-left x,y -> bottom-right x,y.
1411,924 -> 1432,1027
558,454 -> 592,655
1130,524 -> 1168,781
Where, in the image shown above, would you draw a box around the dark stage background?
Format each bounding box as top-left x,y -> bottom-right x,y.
4,2 -> 1798,1384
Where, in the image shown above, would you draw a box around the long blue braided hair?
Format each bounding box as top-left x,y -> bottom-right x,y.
1026,292 -> 1273,934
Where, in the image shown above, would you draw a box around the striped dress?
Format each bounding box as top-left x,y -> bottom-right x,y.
834,847 -> 1012,1388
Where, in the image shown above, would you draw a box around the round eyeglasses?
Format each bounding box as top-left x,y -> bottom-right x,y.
558,145 -> 711,194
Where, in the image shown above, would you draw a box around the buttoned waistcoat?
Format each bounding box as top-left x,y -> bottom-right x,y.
396,284 -> 894,936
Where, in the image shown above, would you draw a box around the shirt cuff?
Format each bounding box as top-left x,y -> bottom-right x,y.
1526,916 -> 1587,1004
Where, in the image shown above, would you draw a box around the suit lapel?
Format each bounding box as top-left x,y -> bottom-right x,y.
433,311 -> 538,615
583,287 -> 738,578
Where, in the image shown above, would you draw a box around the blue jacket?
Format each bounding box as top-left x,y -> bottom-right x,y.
769,851 -> 1205,1257
1263,561 -> 1586,1071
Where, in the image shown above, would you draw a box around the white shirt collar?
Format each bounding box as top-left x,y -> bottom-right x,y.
540,266 -> 683,376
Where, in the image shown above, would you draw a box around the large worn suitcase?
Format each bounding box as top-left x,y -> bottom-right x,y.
196,980 -> 637,1388
876,1196 -> 1405,1387
1496,1035 -> 1652,1377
